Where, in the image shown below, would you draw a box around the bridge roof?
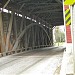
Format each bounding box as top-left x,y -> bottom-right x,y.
0,0 -> 64,27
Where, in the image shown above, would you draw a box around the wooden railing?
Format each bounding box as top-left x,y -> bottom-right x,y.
0,45 -> 52,57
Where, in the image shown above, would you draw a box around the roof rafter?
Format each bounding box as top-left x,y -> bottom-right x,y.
34,9 -> 62,14
55,0 -> 63,5
43,17 -> 63,20
27,4 -> 62,10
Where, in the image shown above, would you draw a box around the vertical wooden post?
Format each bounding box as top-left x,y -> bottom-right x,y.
34,26 -> 37,46
64,5 -> 72,53
27,29 -> 31,48
42,29 -> 44,46
20,14 -> 24,32
71,5 -> 75,75
38,27 -> 40,47
5,13 -> 13,52
0,0 -> 10,53
0,13 -> 5,52
24,19 -> 28,50
14,15 -> 17,39
60,0 -> 73,75
32,27 -> 35,48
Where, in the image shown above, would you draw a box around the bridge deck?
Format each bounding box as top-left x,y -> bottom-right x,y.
0,47 -> 65,75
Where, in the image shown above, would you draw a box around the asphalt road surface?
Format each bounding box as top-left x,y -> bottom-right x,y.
0,47 -> 65,75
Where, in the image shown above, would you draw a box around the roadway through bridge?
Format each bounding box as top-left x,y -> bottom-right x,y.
0,47 -> 65,75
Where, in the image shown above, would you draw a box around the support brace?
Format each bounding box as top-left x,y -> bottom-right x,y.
12,23 -> 50,51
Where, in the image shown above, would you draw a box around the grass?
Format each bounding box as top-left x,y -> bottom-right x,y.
54,42 -> 65,46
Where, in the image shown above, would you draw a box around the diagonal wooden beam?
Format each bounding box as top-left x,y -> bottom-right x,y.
3,0 -> 10,9
20,15 -> 25,32
55,0 -> 63,5
19,3 -> 25,11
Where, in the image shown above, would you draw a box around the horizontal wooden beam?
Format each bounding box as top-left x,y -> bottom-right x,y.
34,9 -> 62,14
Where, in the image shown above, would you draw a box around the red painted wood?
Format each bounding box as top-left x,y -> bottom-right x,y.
64,5 -> 69,10
66,25 -> 72,43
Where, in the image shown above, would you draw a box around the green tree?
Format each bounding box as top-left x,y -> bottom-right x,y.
54,26 -> 65,43
61,32 -> 65,42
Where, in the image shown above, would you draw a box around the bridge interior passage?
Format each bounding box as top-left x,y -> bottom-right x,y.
0,0 -> 64,56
